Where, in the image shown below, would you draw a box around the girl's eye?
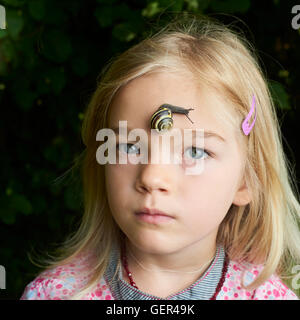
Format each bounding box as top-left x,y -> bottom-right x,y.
116,143 -> 211,160
117,143 -> 140,154
184,146 -> 210,160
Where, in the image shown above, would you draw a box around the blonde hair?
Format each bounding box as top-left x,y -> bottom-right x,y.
31,13 -> 300,299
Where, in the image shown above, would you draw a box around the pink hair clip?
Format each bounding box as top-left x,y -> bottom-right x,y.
242,94 -> 257,136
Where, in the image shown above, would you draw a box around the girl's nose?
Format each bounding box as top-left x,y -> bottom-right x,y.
135,163 -> 176,195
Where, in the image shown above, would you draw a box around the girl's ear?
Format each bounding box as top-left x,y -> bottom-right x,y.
232,180 -> 252,206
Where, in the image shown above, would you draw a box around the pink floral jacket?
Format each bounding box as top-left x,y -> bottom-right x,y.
20,247 -> 298,300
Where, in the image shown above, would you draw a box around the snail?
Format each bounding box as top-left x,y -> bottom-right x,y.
150,103 -> 195,132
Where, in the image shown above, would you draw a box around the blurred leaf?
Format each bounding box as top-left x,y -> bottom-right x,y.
44,67 -> 66,94
0,38 -> 16,63
17,37 -> 39,70
268,80 -> 291,110
27,0 -> 46,21
0,60 -> 9,76
0,194 -> 32,225
6,8 -> 24,39
64,186 -> 80,211
165,0 -> 184,11
41,0 -> 66,25
1,0 -> 25,7
10,194 -> 33,216
31,195 -> 47,215
185,0 -> 199,11
64,1 -> 81,16
210,0 -> 251,14
43,145 -> 60,164
47,212 -> 61,230
78,112 -> 84,121
95,3 -> 138,27
278,70 -> 289,78
112,22 -> 137,42
11,76 -> 38,110
0,210 -> 17,225
0,29 -> 8,39
94,6 -> 114,28
41,29 -> 72,63
71,56 -> 89,77
13,89 -> 38,110
0,196 -> 16,224
142,2 -> 162,18
197,0 -> 211,11
6,187 -> 13,196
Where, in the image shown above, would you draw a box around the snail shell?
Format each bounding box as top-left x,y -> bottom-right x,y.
150,106 -> 173,132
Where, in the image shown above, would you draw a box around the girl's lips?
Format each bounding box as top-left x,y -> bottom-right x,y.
135,212 -> 174,224
134,207 -> 175,224
135,207 -> 174,218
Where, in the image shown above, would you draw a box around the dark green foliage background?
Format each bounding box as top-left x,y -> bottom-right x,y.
0,0 -> 299,299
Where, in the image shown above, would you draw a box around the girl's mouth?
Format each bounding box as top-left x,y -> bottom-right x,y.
135,212 -> 175,224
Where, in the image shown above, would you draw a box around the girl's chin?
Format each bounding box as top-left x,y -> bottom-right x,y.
127,237 -> 178,254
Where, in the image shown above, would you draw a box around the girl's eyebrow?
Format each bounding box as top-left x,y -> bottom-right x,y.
110,127 -> 226,143
201,130 -> 226,143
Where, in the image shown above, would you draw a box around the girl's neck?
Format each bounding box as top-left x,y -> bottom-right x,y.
124,237 -> 217,273
121,239 -> 217,297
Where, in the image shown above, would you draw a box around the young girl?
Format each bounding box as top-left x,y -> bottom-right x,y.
21,14 -> 300,300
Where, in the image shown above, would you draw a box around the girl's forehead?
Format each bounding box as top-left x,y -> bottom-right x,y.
108,72 -> 234,140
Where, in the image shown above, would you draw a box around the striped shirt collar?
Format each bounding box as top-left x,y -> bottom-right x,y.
104,243 -> 226,300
